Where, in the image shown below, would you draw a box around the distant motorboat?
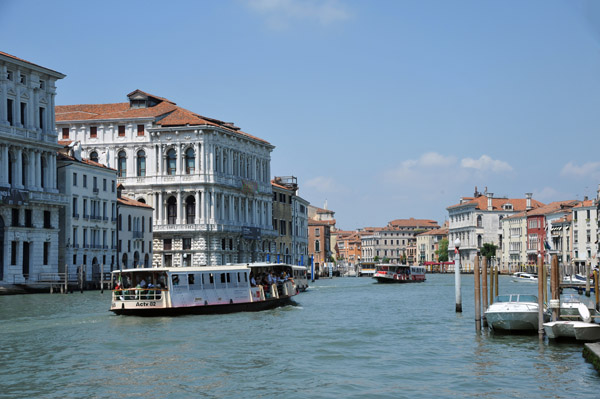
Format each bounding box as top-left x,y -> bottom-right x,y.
372,264 -> 426,284
511,272 -> 538,283
484,294 -> 548,331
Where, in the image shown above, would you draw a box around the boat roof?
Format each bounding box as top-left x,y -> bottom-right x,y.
112,265 -> 250,274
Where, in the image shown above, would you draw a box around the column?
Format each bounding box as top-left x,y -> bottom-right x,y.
210,190 -> 215,222
220,192 -> 225,222
177,190 -> 182,224
158,191 -> 163,225
15,147 -> 22,188
195,191 -> 201,224
35,151 -> 41,189
157,145 -> 163,176
0,145 -> 7,185
195,142 -> 201,175
176,144 -> 182,176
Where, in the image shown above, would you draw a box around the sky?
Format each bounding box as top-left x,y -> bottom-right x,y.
2,0 -> 600,230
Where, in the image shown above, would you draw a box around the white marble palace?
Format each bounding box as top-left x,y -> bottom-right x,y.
56,90 -> 276,267
0,51 -> 67,284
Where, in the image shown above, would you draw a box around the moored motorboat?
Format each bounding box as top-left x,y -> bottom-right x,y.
484,294 -> 547,331
372,264 -> 426,283
511,272 -> 538,283
110,264 -> 299,316
543,294 -> 600,341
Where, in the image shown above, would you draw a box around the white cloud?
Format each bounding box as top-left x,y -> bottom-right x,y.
243,0 -> 351,29
305,176 -> 344,193
560,161 -> 600,179
460,155 -> 513,173
391,152 -> 457,179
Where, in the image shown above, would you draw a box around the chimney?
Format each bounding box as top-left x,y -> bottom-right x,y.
117,184 -> 123,199
487,192 -> 493,211
526,193 -> 532,211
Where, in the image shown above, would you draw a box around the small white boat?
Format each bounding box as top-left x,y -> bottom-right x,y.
484,294 -> 547,331
373,264 -> 426,283
543,321 -> 600,341
558,294 -> 593,321
511,272 -> 538,283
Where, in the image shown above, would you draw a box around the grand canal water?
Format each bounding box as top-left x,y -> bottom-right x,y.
1,274 -> 599,398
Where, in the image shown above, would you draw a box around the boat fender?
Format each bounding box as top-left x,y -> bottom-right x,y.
577,302 -> 592,323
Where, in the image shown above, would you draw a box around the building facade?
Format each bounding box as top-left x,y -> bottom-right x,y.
571,199 -> 597,270
361,219 -> 439,265
57,144 -> 118,279
447,189 -> 544,269
0,51 -> 67,285
116,186 -> 154,269
271,176 -> 309,265
56,90 -> 276,267
416,226 -> 448,264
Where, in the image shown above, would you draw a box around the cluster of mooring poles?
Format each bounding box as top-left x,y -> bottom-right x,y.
468,252 -> 600,335
471,251 -> 500,330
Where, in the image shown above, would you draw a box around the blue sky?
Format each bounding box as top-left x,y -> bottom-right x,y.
2,0 -> 600,230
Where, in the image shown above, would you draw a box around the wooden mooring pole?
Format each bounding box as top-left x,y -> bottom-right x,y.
551,255 -> 559,321
585,261 -> 591,297
482,256 -> 488,327
454,239 -> 462,313
494,265 -> 499,297
537,253 -> 544,337
474,253 -> 481,330
490,261 -> 495,305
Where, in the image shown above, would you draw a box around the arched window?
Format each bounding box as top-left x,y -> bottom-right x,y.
128,215 -> 132,231
136,150 -> 146,177
166,149 -> 176,175
477,215 -> 482,228
477,235 -> 483,248
186,196 -> 195,224
89,151 -> 99,163
185,148 -> 195,174
118,151 -> 127,177
167,196 -> 177,224
122,253 -> 128,268
315,240 -> 320,252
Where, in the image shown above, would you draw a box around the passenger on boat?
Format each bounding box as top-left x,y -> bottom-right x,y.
172,275 -> 180,286
250,273 -> 257,287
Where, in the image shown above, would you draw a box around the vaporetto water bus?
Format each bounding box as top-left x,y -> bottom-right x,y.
373,264 -> 426,283
110,264 -> 299,316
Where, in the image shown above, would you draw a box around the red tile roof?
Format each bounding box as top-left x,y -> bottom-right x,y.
118,196 -> 153,209
447,195 -> 544,211
55,90 -> 270,144
387,218 -> 439,228
526,200 -> 578,217
418,227 -> 449,236
57,151 -> 116,171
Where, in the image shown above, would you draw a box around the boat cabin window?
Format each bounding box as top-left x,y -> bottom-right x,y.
517,295 -> 537,303
495,295 -> 511,303
226,273 -> 231,284
188,274 -> 195,285
214,273 -> 226,288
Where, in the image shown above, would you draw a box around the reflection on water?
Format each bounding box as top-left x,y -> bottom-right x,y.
1,275 -> 599,398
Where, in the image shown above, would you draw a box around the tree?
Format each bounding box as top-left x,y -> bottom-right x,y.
382,257 -> 390,263
481,243 -> 498,260
374,256 -> 380,263
436,239 -> 449,262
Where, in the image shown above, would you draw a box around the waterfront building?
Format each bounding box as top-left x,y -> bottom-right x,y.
333,230 -> 364,267
501,211 -> 527,272
0,51 -> 67,286
271,176 -> 309,265
571,198 -> 597,271
308,217 -> 334,273
55,90 -> 276,266
116,185 -> 154,269
552,213 -> 572,265
57,143 -> 118,279
416,225 -> 448,265
361,218 -> 439,265
447,188 -> 544,269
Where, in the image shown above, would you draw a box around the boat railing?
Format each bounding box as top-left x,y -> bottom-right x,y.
113,288 -> 165,301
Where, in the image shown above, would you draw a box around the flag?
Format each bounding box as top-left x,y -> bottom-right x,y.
544,240 -> 551,251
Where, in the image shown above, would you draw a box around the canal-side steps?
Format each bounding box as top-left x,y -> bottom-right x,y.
583,343 -> 600,374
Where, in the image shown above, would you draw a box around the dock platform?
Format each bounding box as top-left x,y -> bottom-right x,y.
583,343 -> 600,374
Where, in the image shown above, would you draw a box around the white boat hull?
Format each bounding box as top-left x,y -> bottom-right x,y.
544,321 -> 600,341
485,310 -> 540,331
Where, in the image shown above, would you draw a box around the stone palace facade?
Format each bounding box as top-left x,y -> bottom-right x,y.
56,90 -> 277,267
